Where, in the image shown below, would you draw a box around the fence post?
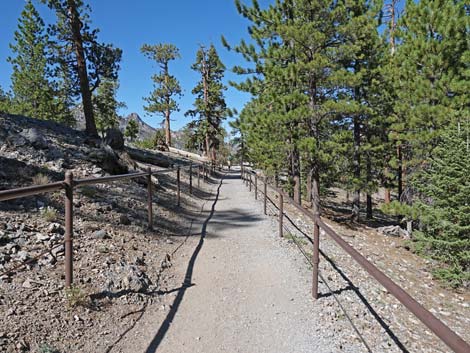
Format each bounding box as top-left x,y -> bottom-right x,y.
64,171 -> 74,288
189,162 -> 193,195
249,174 -> 252,192
177,166 -> 181,207
147,167 -> 153,230
312,213 -> 320,299
279,191 -> 283,237
255,173 -> 258,200
264,176 -> 267,215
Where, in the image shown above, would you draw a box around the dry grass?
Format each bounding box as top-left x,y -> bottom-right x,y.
41,206 -> 58,222
32,173 -> 50,185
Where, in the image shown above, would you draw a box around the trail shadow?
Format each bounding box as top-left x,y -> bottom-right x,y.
144,174 -> 225,353
265,193 -> 410,353
103,302 -> 148,353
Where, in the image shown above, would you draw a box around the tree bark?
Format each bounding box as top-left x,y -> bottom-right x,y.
165,108 -> 171,146
352,116 -> 361,220
306,171 -> 312,207
397,144 -> 403,201
164,68 -> 171,147
67,0 -> 97,138
384,189 -> 391,203
292,145 -> 301,205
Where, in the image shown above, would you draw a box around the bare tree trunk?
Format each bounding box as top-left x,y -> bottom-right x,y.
67,0 -> 97,138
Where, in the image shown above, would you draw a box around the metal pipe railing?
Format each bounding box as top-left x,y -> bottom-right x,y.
245,167 -> 470,353
0,182 -> 65,201
0,159 -> 211,291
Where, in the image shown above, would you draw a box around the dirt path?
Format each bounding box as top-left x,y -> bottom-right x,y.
112,171 -> 364,353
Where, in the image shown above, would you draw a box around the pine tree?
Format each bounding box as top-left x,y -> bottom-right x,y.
227,0 -> 352,209
42,0 -> 122,137
93,79 -> 125,137
409,127 -> 470,287
141,43 -> 181,147
125,119 -> 139,142
8,0 -> 56,120
392,0 -> 469,203
0,87 -> 12,113
334,0 -> 384,220
186,44 -> 227,162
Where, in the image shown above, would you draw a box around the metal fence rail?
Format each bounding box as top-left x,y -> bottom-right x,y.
0,161 -> 211,288
242,167 -> 470,353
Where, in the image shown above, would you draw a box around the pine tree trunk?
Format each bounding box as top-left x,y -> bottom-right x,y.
366,149 -> 373,219
67,0 -> 97,138
292,145 -> 301,204
397,144 -> 403,201
366,194 -> 372,219
165,108 -> 171,146
306,171 -> 312,207
384,189 -> 391,203
312,165 -> 320,214
205,134 -> 210,158
352,117 -> 361,220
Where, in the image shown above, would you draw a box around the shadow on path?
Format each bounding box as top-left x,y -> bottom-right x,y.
144,174 -> 225,353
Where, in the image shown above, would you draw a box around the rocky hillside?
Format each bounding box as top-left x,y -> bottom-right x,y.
0,113 -> 212,353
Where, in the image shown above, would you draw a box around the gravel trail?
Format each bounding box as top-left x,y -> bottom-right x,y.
116,171 -> 365,353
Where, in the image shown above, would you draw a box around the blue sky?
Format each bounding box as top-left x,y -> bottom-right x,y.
0,0 -> 267,130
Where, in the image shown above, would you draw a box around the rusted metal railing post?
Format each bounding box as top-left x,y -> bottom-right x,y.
312,214 -> 320,299
64,171 -> 74,287
147,167 -> 153,230
254,173 -> 258,200
264,176 -> 267,215
279,191 -> 283,237
177,166 -> 181,207
189,162 -> 193,195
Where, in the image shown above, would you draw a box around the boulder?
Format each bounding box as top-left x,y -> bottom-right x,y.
105,261 -> 150,293
104,128 -> 124,150
87,145 -> 128,175
19,128 -> 48,149
377,225 -> 409,238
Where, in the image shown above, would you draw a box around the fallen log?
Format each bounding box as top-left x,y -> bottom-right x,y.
126,147 -> 172,168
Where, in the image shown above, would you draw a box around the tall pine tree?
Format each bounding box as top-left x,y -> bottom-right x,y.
141,43 -> 181,147
8,1 -> 56,120
186,44 -> 227,162
42,0 -> 122,137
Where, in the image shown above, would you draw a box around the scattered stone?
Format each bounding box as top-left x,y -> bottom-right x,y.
22,279 -> 34,289
47,223 -> 64,235
51,245 -> 65,258
92,230 -> 110,240
36,233 -> 50,242
16,251 -> 30,262
106,261 -> 150,293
